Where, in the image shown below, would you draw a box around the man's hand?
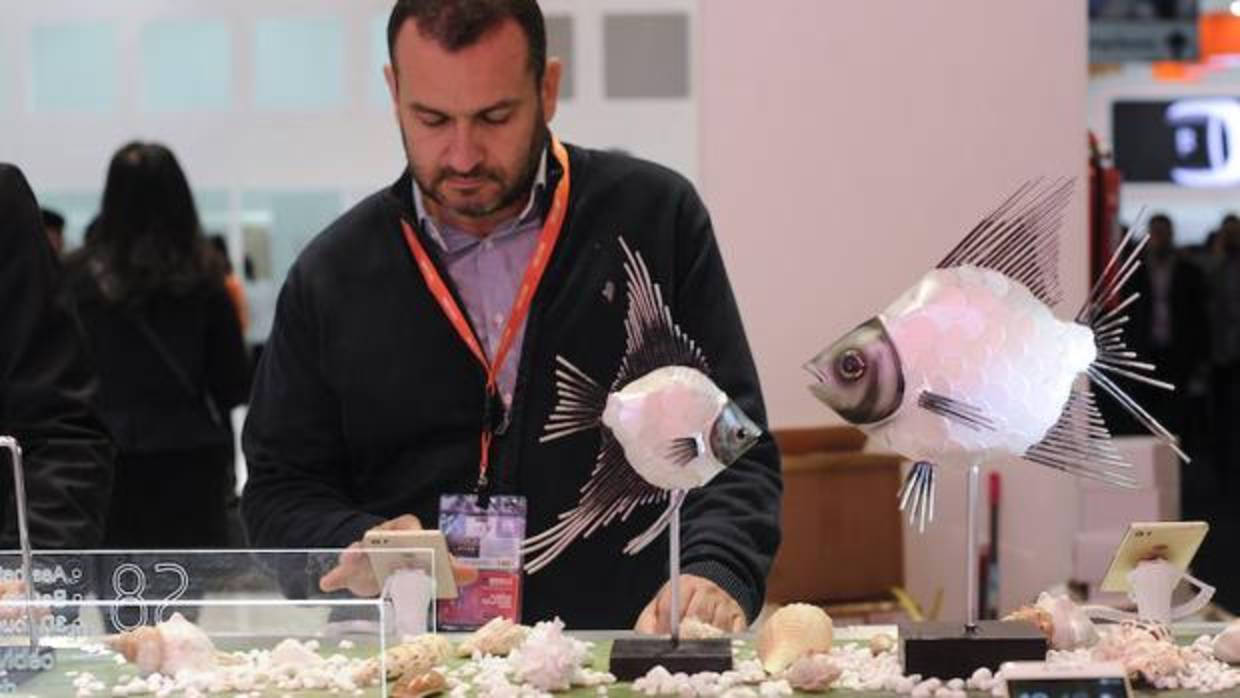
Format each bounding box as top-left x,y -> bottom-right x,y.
318,515 -> 479,596
635,574 -> 747,634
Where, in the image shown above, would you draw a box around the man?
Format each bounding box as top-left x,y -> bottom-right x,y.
41,208 -> 65,257
0,164 -> 113,549
242,0 -> 781,631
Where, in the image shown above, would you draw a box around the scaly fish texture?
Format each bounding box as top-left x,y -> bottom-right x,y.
522,237 -> 761,573
805,179 -> 1186,530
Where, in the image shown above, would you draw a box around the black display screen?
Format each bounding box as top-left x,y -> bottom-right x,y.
1113,98 -> 1239,186
1007,677 -> 1130,698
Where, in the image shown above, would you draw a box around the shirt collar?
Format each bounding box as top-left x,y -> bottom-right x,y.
412,147 -> 549,252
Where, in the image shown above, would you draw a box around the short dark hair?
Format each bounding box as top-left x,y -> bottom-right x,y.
1148,213 -> 1173,231
41,208 -> 65,231
386,0 -> 546,83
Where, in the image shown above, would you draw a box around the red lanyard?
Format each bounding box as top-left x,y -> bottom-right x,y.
401,137 -> 571,489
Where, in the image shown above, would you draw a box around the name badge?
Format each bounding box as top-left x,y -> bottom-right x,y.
437,494 -> 526,630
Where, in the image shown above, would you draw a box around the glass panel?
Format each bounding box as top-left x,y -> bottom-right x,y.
0,548 -> 444,696
141,20 -> 233,111
30,23 -> 119,112
253,18 -> 345,109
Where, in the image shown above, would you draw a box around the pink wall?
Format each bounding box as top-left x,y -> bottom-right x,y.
698,1 -> 1088,618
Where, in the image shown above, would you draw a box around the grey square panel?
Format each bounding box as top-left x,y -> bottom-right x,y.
546,15 -> 574,99
604,13 -> 689,99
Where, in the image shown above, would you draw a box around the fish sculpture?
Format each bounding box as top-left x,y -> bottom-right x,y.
804,180 -> 1187,531
521,238 -> 762,573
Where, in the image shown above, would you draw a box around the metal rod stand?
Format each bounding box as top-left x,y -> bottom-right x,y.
669,491 -> 683,646
965,461 -> 981,633
1,436 -> 38,647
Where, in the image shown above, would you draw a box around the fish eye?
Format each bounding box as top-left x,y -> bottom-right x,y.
735,428 -> 748,440
837,350 -> 866,381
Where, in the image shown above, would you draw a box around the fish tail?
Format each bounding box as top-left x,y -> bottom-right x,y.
539,356 -> 608,443
1067,214 -> 1188,463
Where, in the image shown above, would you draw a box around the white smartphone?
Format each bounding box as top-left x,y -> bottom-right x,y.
362,528 -> 459,600
1099,520 -> 1209,593
1002,661 -> 1131,698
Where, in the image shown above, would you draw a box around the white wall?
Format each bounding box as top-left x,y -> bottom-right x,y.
699,1 -> 1088,619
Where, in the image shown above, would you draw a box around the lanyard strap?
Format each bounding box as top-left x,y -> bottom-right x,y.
401,137 -> 571,489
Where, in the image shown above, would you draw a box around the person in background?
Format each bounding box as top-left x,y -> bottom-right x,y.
41,208 -> 66,257
1210,218 -> 1240,492
1,164 -> 112,550
64,142 -> 250,553
209,234 -> 249,336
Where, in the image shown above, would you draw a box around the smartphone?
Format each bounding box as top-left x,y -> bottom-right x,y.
1099,521 -> 1208,593
1003,661 -> 1131,698
362,529 -> 459,600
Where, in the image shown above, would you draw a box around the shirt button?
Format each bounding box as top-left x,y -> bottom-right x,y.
483,239 -> 493,251
493,313 -> 504,328
503,392 -> 513,405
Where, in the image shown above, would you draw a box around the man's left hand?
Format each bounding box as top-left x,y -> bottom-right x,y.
634,574 -> 747,634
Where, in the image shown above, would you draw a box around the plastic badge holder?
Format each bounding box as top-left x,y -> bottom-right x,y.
0,548 -> 445,696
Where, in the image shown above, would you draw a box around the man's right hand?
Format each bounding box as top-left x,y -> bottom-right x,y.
319,515 -> 424,597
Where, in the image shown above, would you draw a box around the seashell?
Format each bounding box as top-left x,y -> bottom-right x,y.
106,613 -> 218,677
1214,619 -> 1240,664
756,604 -> 834,674
782,653 -> 841,692
869,632 -> 895,656
457,616 -> 529,657
354,633 -> 451,684
393,669 -> 448,698
681,617 -> 726,640
270,638 -> 324,668
1004,592 -> 1097,650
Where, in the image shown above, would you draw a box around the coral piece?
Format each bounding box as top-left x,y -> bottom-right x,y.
457,616 -> 530,657
392,669 -> 447,698
868,633 -> 895,656
1215,620 -> 1240,664
508,618 -> 589,691
756,604 -> 833,674
106,613 -> 218,677
269,638 -> 324,668
1091,621 -> 1185,683
782,654 -> 841,692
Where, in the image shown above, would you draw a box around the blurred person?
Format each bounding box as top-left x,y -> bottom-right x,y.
0,164 -> 113,550
208,234 -> 249,336
1105,214 -> 1209,442
1210,219 -> 1240,491
64,142 -> 250,554
242,0 -> 780,632
41,207 -> 65,257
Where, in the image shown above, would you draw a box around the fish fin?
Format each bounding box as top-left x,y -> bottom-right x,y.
917,391 -> 997,431
623,490 -> 688,555
522,434 -> 665,573
897,461 -> 937,533
1024,383 -> 1140,487
539,356 -> 608,443
665,435 -> 705,467
937,178 -> 1073,308
613,237 -> 710,387
1074,217 -> 1190,463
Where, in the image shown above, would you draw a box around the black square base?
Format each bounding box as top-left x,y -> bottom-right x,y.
0,645 -> 56,689
609,637 -> 733,681
901,620 -> 1047,679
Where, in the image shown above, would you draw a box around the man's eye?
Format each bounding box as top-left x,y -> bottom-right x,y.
418,115 -> 449,128
480,111 -> 512,125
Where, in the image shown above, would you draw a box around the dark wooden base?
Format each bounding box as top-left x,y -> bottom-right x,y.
901,620 -> 1047,679
0,645 -> 57,688
608,637 -> 733,681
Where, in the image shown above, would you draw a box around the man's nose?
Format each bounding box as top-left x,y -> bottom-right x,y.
445,123 -> 484,174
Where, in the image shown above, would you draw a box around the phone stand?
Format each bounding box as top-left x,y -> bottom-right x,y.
1086,559 -> 1215,625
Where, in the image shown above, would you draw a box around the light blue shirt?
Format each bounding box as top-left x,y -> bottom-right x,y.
413,151 -> 548,406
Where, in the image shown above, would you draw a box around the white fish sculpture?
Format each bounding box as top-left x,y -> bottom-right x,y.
804,180 -> 1187,530
522,238 -> 762,572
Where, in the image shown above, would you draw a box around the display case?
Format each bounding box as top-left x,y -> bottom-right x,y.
0,547 -> 444,696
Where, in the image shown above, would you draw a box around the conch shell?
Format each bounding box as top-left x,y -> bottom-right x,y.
457,616 -> 529,657
354,633 -> 454,684
106,613 -> 217,677
1004,592 -> 1097,650
1214,619 -> 1240,664
392,669 -> 448,698
756,603 -> 834,674
782,653 -> 841,692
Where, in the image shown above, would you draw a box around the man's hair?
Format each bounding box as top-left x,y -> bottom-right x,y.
1148,212 -> 1173,231
41,208 -> 65,230
386,0 -> 546,83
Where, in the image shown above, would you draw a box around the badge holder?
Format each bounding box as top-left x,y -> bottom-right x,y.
0,436 -> 55,686
900,462 -> 1047,680
609,490 -> 732,681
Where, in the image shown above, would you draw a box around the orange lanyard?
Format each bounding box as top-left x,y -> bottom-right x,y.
400,137 -> 571,489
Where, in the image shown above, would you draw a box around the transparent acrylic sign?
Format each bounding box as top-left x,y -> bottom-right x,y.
0,548 -> 442,696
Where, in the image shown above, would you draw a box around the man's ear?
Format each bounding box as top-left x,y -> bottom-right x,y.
541,58 -> 563,123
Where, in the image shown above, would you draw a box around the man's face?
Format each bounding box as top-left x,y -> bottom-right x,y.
384,18 -> 561,232
1148,223 -> 1172,257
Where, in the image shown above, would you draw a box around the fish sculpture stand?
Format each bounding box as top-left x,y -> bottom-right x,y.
804,180 -> 1187,677
524,238 -> 761,678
